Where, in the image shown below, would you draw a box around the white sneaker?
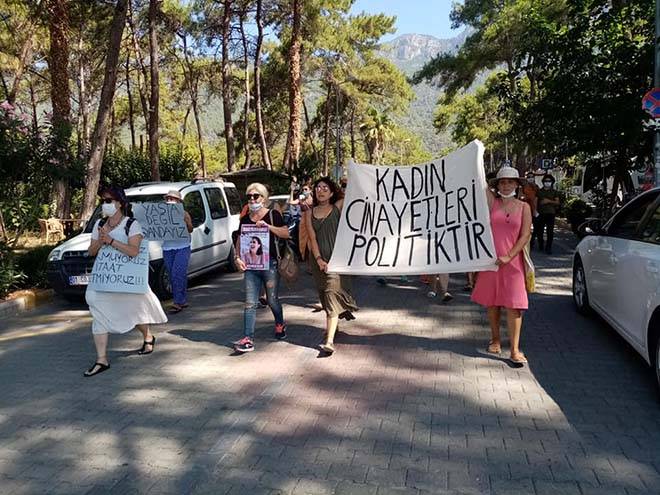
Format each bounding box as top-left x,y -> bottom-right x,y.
427,291 -> 437,298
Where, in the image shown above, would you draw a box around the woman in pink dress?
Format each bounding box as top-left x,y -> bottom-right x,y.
471,167 -> 532,365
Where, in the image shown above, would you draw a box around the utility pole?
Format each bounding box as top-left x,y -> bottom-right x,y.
655,0 -> 660,186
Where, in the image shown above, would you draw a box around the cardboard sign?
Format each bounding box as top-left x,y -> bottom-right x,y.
88,240 -> 150,293
132,202 -> 190,242
328,140 -> 497,275
240,225 -> 270,270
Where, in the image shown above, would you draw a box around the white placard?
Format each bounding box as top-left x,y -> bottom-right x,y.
132,202 -> 190,242
328,140 -> 497,275
88,240 -> 150,293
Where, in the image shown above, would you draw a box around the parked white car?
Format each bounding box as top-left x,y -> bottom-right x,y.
572,187 -> 660,392
47,179 -> 243,299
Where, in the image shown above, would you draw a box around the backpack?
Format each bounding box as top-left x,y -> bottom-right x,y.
98,216 -> 136,236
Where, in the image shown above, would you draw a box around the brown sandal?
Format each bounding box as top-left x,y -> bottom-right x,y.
487,341 -> 502,354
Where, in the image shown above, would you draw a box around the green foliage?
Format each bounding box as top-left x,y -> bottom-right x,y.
101,146 -> 198,188
15,244 -> 55,289
564,196 -> 593,232
0,242 -> 25,299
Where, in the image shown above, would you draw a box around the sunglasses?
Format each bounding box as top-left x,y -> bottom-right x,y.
101,198 -> 115,204
246,193 -> 262,200
315,185 -> 330,192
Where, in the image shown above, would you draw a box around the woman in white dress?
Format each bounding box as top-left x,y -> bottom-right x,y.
83,186 -> 167,377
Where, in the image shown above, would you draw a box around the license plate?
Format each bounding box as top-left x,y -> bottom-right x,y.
69,274 -> 91,286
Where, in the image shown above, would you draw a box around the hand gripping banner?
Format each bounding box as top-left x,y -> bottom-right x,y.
328,140 -> 497,275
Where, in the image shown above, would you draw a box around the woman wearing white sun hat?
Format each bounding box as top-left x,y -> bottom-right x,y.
471,167 -> 532,365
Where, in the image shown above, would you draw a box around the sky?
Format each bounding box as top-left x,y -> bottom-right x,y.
350,0 -> 457,41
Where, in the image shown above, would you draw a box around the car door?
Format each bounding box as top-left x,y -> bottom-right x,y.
182,189 -> 210,273
601,192 -> 659,344
613,196 -> 660,349
203,186 -> 231,263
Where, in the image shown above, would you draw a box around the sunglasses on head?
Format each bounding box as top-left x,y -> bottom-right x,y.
101,197 -> 115,203
246,193 -> 262,200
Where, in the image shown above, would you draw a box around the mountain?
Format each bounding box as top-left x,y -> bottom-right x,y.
380,31 -> 468,155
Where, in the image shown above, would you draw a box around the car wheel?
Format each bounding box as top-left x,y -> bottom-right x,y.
150,260 -> 172,299
573,258 -> 591,315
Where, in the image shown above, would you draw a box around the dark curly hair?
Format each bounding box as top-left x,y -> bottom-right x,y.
312,176 -> 341,206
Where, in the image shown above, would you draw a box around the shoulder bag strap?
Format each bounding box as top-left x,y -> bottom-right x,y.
269,210 -> 281,260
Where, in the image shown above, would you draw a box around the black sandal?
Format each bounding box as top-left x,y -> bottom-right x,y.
138,336 -> 156,355
169,305 -> 183,314
83,362 -> 110,377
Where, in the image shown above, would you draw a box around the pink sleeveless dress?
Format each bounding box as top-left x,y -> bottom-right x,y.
471,199 -> 528,310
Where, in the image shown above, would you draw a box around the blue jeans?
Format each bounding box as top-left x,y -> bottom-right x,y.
243,261 -> 284,339
163,247 -> 191,305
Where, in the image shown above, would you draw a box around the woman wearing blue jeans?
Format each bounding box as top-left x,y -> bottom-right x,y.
162,190 -> 194,313
233,183 -> 290,352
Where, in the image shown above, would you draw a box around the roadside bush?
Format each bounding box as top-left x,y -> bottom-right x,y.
565,196 -> 593,233
0,243 -> 25,299
15,245 -> 55,289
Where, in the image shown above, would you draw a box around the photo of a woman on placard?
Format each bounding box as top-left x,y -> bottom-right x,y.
242,236 -> 264,266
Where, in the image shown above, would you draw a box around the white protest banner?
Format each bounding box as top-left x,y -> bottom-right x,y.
240,225 -> 270,270
131,202 -> 190,242
88,240 -> 150,293
328,140 -> 497,275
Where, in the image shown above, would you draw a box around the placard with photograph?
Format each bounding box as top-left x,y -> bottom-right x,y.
240,225 -> 270,270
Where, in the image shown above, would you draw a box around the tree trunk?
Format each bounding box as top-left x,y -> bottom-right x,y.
254,0 -> 271,170
148,0 -> 161,181
283,0 -> 302,170
192,98 -> 206,177
182,105 -> 190,140
180,34 -> 206,176
349,105 -> 356,159
80,0 -> 129,223
322,85 -> 331,176
126,54 -> 136,150
239,10 -> 251,169
7,1 -> 44,105
77,29 -> 90,158
221,0 -> 236,171
29,76 -> 38,132
128,2 -> 150,130
47,0 -> 72,218
302,99 -> 319,163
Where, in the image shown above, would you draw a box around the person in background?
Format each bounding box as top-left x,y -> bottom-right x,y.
287,178 -> 314,260
535,174 -> 561,254
471,167 -> 532,365
305,177 -> 358,355
84,186 -> 167,376
233,183 -> 290,353
162,190 -> 194,314
427,274 -> 453,303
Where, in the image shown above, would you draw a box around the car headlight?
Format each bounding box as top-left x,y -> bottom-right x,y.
48,249 -> 62,262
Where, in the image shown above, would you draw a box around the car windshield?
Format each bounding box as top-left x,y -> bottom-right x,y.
83,194 -> 166,233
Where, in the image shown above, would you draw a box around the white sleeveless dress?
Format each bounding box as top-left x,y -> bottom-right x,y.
85,217 -> 167,335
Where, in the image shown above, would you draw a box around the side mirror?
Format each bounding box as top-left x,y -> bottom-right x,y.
577,218 -> 603,239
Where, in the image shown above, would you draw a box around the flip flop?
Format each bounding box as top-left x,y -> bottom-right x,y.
169,305 -> 183,314
138,336 -> 156,355
510,353 -> 528,364
319,343 -> 335,354
487,341 -> 502,354
83,362 -> 110,377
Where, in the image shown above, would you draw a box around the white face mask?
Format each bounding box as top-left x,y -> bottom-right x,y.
248,202 -> 262,212
499,190 -> 517,199
543,182 -> 552,188
102,202 -> 118,217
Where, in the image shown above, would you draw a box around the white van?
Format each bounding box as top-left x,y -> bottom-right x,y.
47,179 -> 243,300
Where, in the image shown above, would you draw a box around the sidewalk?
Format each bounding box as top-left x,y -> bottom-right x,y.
1,229 -> 659,495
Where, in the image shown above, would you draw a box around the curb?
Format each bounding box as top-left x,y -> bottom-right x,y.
0,289 -> 54,319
